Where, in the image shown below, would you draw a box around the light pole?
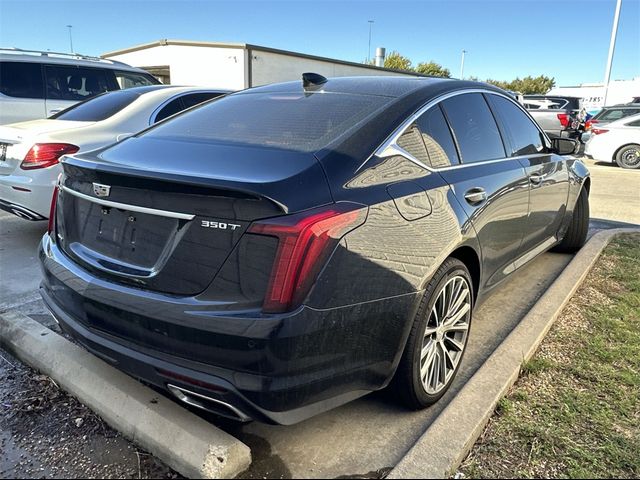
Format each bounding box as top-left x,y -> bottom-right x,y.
368,20 -> 374,64
603,0 -> 622,106
460,49 -> 467,79
66,25 -> 74,53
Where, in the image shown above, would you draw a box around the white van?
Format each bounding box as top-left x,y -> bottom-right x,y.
0,48 -> 160,125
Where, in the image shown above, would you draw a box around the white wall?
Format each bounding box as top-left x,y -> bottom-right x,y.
105,44 -> 420,91
105,45 -> 246,90
250,50 -> 416,86
548,78 -> 640,113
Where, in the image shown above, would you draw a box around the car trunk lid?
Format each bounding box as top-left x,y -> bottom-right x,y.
54,136 -> 333,296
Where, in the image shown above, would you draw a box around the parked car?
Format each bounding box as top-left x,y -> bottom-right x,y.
39,76 -> 590,425
0,85 -> 227,220
0,48 -> 161,125
523,95 -> 582,139
585,112 -> 640,169
585,105 -> 640,132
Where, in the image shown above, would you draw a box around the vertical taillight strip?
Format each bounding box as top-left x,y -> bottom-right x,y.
247,203 -> 367,313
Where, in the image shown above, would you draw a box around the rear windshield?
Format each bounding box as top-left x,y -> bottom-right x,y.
593,108 -> 640,122
144,91 -> 391,152
51,90 -> 141,121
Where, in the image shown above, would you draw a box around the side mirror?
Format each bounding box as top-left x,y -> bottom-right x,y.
551,137 -> 579,155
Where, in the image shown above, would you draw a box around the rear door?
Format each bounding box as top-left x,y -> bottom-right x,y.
487,93 -> 570,263
433,92 -> 530,289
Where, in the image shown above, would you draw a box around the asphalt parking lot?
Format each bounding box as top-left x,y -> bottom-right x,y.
1,156 -> 639,478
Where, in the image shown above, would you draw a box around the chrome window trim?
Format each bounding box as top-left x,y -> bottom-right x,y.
60,185 -> 195,220
366,88 -> 552,173
148,90 -> 222,125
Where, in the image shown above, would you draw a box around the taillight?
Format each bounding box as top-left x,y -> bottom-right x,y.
248,203 -> 367,313
591,128 -> 609,135
21,143 -> 79,170
47,186 -> 59,234
557,113 -> 570,128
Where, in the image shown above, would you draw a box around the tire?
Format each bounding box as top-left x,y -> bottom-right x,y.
392,258 -> 473,409
554,187 -> 589,253
615,144 -> 640,169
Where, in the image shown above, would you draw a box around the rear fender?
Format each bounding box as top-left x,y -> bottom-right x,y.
557,158 -> 590,239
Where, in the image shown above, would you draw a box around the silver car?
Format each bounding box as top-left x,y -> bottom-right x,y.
0,86 -> 228,220
0,48 -> 160,125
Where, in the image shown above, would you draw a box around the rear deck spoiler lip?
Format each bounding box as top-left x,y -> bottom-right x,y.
60,152 -> 290,214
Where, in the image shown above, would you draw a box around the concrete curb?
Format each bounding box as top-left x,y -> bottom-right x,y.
0,311 -> 251,479
389,228 -> 640,479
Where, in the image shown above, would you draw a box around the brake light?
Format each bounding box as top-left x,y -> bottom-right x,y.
248,203 -> 367,313
591,128 -> 609,135
21,143 -> 79,170
557,113 -> 570,128
47,186 -> 59,234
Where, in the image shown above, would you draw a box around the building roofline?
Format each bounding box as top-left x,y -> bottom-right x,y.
101,39 -> 430,77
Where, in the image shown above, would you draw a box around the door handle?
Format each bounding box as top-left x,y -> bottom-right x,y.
464,188 -> 487,206
529,173 -> 546,185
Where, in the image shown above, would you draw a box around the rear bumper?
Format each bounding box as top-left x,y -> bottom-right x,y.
0,169 -> 57,219
39,233 -> 420,424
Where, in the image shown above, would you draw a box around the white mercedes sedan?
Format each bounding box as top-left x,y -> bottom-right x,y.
0,85 -> 228,220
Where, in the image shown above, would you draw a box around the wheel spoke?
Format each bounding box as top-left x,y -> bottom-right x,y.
446,321 -> 469,334
424,326 -> 437,337
420,342 -> 437,381
442,342 -> 456,370
447,286 -> 469,321
431,308 -> 439,328
449,279 -> 463,313
445,302 -> 470,327
427,352 -> 438,389
439,287 -> 447,322
420,275 -> 472,395
438,343 -> 447,386
444,335 -> 465,352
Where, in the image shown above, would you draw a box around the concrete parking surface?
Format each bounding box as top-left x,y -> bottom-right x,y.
1,156 -> 639,478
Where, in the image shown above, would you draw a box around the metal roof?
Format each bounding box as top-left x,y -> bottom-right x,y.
0,47 -> 145,71
101,39 -> 430,77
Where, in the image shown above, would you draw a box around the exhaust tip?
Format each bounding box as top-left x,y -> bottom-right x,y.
167,384 -> 252,422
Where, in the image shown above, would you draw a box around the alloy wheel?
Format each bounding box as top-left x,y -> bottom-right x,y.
419,275 -> 471,395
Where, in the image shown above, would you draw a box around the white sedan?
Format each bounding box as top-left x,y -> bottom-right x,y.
0,86 -> 228,220
585,112 -> 640,169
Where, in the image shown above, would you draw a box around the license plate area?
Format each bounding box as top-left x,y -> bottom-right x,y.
0,143 -> 8,162
67,196 -> 179,272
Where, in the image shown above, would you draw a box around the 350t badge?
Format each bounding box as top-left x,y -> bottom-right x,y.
201,220 -> 242,230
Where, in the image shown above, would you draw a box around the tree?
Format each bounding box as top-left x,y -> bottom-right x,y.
415,61 -> 451,78
384,51 -> 413,71
485,75 -> 555,94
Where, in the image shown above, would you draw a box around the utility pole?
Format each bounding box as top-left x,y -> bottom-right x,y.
66,25 -> 74,53
368,20 -> 374,64
603,0 -> 622,106
459,49 -> 467,79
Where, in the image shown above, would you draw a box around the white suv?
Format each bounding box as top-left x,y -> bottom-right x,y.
0,48 -> 160,125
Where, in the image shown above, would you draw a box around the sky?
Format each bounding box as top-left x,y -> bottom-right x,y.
0,0 -> 638,87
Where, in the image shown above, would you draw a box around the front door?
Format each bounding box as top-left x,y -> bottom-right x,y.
485,93 -> 569,263
434,93 -> 530,289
